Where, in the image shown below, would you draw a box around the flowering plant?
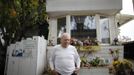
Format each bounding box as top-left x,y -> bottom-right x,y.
109,48 -> 120,60
109,59 -> 134,75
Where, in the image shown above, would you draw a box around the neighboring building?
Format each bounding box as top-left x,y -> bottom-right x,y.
123,41 -> 134,59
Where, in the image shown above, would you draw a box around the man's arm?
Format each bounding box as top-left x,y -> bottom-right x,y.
49,47 -> 55,71
74,48 -> 81,68
49,47 -> 60,75
74,47 -> 81,73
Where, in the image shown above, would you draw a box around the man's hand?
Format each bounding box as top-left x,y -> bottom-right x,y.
51,70 -> 58,75
74,68 -> 80,74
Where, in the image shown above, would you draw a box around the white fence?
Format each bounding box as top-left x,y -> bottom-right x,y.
5,36 -> 47,75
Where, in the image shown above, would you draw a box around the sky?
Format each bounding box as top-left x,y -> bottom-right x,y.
119,0 -> 134,41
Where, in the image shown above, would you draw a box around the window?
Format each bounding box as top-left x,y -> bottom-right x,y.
57,17 -> 66,38
100,16 -> 110,43
71,15 -> 96,40
56,15 -> 111,44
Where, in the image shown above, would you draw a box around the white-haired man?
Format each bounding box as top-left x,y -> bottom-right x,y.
49,33 -> 81,75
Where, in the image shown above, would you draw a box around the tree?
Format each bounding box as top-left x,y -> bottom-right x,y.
0,0 -> 48,74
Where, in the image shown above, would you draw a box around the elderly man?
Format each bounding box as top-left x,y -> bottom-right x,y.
49,33 -> 81,75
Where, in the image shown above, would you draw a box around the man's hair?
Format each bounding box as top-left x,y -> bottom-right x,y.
60,33 -> 71,39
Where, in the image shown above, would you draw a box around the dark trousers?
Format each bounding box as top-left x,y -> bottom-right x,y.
58,72 -> 77,75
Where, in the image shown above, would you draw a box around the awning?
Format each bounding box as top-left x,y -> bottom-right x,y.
116,14 -> 134,27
